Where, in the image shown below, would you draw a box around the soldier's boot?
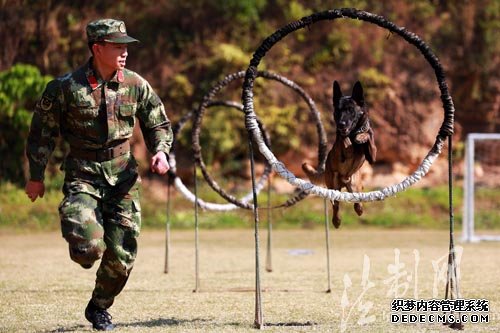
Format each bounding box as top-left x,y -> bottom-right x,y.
85,300 -> 115,331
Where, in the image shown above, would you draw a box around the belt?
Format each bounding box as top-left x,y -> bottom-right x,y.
70,141 -> 130,162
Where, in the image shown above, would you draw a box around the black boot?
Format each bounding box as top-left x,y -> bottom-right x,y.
85,300 -> 115,331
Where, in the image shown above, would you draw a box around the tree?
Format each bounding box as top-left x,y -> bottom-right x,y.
0,64 -> 53,184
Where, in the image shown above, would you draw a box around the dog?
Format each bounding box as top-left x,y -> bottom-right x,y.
302,81 -> 376,228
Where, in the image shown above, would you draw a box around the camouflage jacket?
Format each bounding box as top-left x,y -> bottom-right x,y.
27,58 -> 173,182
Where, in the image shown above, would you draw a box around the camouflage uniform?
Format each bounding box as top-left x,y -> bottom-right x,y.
26,19 -> 172,310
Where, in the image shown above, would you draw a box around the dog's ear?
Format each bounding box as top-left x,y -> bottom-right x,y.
351,81 -> 364,107
333,81 -> 342,109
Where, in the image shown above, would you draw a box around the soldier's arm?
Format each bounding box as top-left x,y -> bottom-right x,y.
26,79 -> 62,182
136,80 -> 173,157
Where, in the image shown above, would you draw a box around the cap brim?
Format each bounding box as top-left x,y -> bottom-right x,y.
103,36 -> 140,43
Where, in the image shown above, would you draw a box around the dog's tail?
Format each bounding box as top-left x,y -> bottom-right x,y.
301,162 -> 325,185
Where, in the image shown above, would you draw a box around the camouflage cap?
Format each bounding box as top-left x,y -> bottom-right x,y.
86,19 -> 139,44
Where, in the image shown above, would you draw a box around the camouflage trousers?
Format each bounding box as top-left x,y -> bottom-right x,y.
58,170 -> 141,309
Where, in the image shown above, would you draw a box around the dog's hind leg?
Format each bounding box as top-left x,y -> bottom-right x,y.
327,172 -> 342,228
332,200 -> 341,228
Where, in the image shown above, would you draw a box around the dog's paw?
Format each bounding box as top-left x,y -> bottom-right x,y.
354,203 -> 363,216
354,132 -> 369,144
332,216 -> 341,229
342,136 -> 352,148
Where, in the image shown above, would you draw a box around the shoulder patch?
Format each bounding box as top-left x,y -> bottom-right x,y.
39,95 -> 53,111
39,79 -> 63,109
40,96 -> 52,111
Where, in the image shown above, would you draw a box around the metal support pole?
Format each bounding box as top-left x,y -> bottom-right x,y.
265,176 -> 273,273
193,163 -> 200,292
463,133 -> 500,242
324,198 -> 332,293
164,176 -> 172,274
445,136 -> 463,329
248,138 -> 263,329
463,135 -> 475,242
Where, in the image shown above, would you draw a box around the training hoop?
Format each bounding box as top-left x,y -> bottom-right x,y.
192,70 -> 328,209
242,8 -> 455,203
168,101 -> 271,211
168,101 -> 272,211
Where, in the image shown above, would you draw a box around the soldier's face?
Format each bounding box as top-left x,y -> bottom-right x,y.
94,42 -> 128,70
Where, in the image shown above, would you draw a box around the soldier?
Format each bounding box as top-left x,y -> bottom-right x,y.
25,19 -> 173,331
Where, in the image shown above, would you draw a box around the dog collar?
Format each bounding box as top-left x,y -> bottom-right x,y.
354,118 -> 371,135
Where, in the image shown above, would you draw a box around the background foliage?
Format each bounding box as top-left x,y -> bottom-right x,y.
0,64 -> 52,184
0,1 -> 498,224
1,0 -> 499,184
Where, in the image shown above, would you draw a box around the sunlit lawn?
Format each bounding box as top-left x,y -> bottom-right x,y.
1,229 -> 499,332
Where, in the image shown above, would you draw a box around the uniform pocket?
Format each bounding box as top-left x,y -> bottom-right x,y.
119,104 -> 136,116
118,103 -> 136,136
67,104 -> 100,136
131,198 -> 142,234
78,106 -> 99,119
69,101 -> 99,120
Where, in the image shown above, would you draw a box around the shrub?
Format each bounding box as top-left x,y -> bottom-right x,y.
0,64 -> 53,185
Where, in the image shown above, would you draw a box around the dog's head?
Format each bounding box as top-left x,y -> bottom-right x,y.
332,81 -> 366,137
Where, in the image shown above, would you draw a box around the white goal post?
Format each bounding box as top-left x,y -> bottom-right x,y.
462,133 -> 500,242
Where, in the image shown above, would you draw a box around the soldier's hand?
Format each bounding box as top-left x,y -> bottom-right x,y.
150,151 -> 170,175
25,180 -> 45,202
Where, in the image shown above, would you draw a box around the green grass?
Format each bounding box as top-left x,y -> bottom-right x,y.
475,187 -> 500,229
0,181 -> 64,231
2,178 -> 499,232
1,229 -> 500,332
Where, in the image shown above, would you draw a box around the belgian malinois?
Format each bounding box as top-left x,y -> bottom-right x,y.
302,81 -> 376,228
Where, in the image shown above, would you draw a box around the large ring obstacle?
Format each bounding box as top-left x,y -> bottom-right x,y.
164,71 -> 327,280
188,71 -> 329,290
164,71 -> 330,282
192,70 -> 328,209
241,8 -> 460,329
242,8 -> 454,202
167,101 -> 271,211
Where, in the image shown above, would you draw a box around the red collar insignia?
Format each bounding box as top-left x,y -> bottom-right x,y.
86,59 -> 100,90
88,75 -> 99,90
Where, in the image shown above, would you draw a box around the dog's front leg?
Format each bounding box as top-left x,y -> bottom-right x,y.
346,173 -> 363,216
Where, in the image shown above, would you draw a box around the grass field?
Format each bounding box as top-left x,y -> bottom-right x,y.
0,179 -> 472,230
1,229 -> 499,332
